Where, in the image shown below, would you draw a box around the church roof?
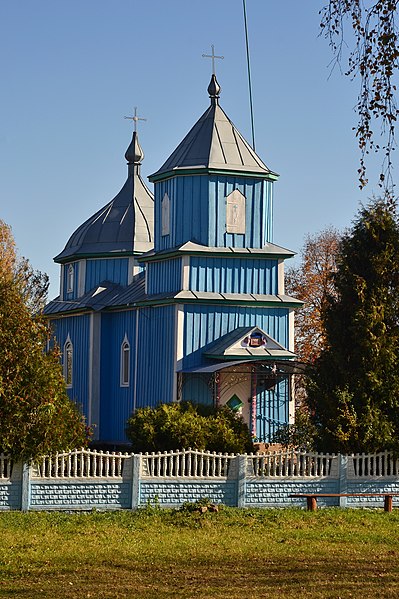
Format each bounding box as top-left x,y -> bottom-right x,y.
149,75 -> 277,182
55,131 -> 154,263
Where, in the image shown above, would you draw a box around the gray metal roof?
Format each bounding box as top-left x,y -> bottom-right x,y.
44,272 -> 147,315
149,75 -> 276,181
55,132 -> 154,263
202,326 -> 296,360
140,240 -> 296,261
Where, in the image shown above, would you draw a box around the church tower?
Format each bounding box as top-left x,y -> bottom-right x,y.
137,75 -> 301,442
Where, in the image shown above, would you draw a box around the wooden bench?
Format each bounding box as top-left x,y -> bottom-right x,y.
290,493 -> 399,512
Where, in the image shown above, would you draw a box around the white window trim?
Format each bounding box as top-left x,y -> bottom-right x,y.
120,334 -> 130,387
63,335 -> 73,388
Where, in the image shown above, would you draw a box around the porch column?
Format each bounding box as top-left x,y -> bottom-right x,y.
250,368 -> 257,439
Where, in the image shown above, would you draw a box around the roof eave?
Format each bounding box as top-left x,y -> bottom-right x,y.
148,166 -> 279,184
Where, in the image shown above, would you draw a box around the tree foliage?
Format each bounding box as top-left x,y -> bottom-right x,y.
0,221 -> 88,461
126,402 -> 253,454
321,1 -> 399,196
307,200 -> 399,452
286,228 -> 340,364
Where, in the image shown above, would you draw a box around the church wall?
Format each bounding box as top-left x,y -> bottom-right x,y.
154,175 -> 273,252
147,258 -> 182,295
135,305 -> 177,408
189,257 -> 278,295
155,175 -> 209,252
208,176 -> 273,248
181,375 -> 213,406
182,305 -> 288,370
85,258 -> 129,292
99,311 -> 137,443
51,315 -> 91,416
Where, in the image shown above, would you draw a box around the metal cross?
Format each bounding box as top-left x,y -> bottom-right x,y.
124,107 -> 147,133
202,44 -> 224,76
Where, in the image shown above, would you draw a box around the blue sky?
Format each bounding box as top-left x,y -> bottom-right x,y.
0,1 -> 386,298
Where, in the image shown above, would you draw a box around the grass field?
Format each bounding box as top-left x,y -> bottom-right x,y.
0,505 -> 399,598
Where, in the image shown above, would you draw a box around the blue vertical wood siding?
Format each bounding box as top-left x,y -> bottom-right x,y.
147,258 -> 182,295
100,311 -> 137,443
154,174 -> 273,252
189,257 -> 278,295
182,376 -> 213,405
135,305 -> 176,408
50,315 -> 90,416
256,378 -> 288,442
208,176 -> 273,248
63,262 -> 80,301
85,258 -> 129,292
183,305 -> 288,369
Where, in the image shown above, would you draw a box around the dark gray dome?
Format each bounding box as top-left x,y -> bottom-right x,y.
55,132 -> 153,263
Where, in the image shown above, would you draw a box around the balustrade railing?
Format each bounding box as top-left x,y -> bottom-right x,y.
34,448 -> 131,478
0,454 -> 12,479
142,449 -> 235,478
249,450 -> 337,478
350,452 -> 399,477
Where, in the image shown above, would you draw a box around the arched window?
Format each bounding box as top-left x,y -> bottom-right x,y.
67,264 -> 74,293
63,336 -> 73,388
120,335 -> 130,387
161,193 -> 170,236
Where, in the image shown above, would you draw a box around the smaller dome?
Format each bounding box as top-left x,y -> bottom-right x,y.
125,131 -> 144,164
208,74 -> 221,99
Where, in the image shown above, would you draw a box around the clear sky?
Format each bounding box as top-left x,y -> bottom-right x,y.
0,1 -> 386,298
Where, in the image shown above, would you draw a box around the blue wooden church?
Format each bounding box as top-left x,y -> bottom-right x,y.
45,74 -> 302,446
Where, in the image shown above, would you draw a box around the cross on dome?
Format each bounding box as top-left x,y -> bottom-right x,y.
124,107 -> 147,133
202,44 -> 224,76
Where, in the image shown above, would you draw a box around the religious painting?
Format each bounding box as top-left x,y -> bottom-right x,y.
161,193 -> 170,236
226,189 -> 246,234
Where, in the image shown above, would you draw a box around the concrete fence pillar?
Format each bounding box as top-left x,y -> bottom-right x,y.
21,462 -> 31,512
338,454 -> 348,508
131,454 -> 142,509
236,455 -> 247,508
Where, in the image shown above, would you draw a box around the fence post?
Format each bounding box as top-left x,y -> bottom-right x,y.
338,454 -> 348,508
21,462 -> 31,512
236,455 -> 247,508
131,454 -> 142,509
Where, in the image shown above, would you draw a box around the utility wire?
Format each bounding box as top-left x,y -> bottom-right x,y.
243,0 -> 256,151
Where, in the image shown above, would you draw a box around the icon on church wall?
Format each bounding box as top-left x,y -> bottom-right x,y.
161,193 -> 170,236
226,190 -> 246,234
242,331 -> 267,347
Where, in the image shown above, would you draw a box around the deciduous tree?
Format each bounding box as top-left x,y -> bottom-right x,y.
321,1 -> 399,196
0,221 -> 88,461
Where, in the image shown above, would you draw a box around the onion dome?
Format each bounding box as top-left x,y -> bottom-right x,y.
55,131 -> 154,262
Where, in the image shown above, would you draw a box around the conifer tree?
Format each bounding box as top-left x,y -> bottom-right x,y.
308,200 -> 399,452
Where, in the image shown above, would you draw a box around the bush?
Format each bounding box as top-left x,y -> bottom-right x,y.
126,402 -> 253,453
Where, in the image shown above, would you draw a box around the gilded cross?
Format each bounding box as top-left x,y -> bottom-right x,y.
124,107 -> 147,133
202,44 -> 224,76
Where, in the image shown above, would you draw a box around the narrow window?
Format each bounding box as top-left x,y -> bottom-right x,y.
64,336 -> 73,388
161,193 -> 170,236
120,335 -> 130,387
67,264 -> 74,293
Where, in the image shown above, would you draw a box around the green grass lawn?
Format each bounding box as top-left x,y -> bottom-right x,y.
0,506 -> 399,598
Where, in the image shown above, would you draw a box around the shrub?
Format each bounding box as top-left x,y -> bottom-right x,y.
126,402 -> 252,453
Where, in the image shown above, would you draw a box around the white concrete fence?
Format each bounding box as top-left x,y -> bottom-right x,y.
1,448 -> 399,511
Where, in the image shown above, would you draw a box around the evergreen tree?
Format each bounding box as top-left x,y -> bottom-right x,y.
308,200 -> 399,453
